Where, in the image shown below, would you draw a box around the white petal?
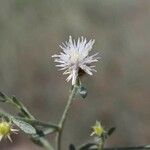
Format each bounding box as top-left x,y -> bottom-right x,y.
0,135 -> 3,141
80,65 -> 93,75
66,74 -> 72,82
63,69 -> 70,75
11,128 -> 19,134
56,64 -> 67,67
59,66 -> 69,71
52,54 -> 59,58
7,135 -> 12,142
90,132 -> 95,136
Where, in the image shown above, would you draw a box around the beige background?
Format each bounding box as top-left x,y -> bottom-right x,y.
0,0 -> 150,149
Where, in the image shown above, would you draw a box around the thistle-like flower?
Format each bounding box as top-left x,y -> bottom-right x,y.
52,36 -> 99,85
0,121 -> 19,142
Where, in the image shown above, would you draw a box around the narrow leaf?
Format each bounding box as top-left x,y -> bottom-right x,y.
69,144 -> 76,150
79,143 -> 97,150
13,117 -> 60,135
12,118 -> 36,134
0,92 -> 7,102
12,96 -> 34,119
107,127 -> 116,137
31,136 -> 54,150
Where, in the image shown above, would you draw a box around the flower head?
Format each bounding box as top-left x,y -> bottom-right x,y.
91,121 -> 105,137
0,121 -> 19,142
52,36 -> 99,85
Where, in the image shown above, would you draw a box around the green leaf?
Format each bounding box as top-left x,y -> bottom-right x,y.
79,86 -> 87,99
0,92 -> 5,101
0,92 -> 7,102
42,127 -> 57,135
107,127 -> 116,137
12,118 -> 36,134
13,117 -> 60,135
69,144 -> 76,150
24,119 -> 60,133
79,143 -> 97,150
31,136 -> 54,150
31,136 -> 44,147
12,96 -> 22,106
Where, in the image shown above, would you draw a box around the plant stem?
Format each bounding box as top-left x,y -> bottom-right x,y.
11,96 -> 34,119
56,83 -> 78,150
36,137 -> 54,150
98,138 -> 104,150
99,142 -> 104,150
104,145 -> 150,150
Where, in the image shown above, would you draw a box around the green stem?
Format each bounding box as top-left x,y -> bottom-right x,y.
36,137 -> 54,150
104,145 -> 150,150
56,83 -> 78,150
79,144 -> 150,150
98,138 -> 104,150
9,96 -> 34,119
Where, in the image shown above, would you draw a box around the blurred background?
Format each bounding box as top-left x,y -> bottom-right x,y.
0,0 -> 150,149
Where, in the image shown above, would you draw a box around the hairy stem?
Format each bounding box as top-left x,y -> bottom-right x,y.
56,83 -> 78,150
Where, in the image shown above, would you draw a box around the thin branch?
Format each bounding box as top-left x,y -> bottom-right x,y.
104,145 -> 150,150
55,83 -> 78,150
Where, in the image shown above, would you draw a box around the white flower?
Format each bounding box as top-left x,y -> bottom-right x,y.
52,36 -> 99,85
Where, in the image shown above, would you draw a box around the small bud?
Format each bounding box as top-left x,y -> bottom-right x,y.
90,121 -> 105,137
0,121 -> 19,142
79,86 -> 87,99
